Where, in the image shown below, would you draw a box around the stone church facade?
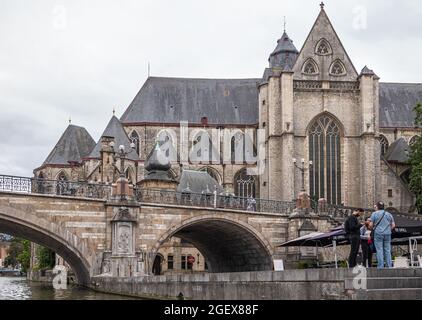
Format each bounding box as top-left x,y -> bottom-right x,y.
34,5 -> 421,214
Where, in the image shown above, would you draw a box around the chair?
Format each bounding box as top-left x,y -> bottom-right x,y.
393,256 -> 410,268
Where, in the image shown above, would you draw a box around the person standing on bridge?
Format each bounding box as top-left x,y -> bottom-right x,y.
344,209 -> 364,268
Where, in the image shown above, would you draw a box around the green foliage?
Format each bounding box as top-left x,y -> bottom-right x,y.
409,103 -> 422,214
36,246 -> 56,270
3,238 -> 30,272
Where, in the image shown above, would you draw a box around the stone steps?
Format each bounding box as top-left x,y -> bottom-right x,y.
345,277 -> 422,290
357,288 -> 422,300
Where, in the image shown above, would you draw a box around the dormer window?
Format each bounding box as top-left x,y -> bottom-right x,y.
302,58 -> 319,75
329,60 -> 346,76
315,38 -> 332,55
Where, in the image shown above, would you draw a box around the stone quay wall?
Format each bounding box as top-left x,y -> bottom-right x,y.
90,269 -> 422,300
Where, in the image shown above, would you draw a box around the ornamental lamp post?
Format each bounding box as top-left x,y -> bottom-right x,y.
293,158 -> 313,193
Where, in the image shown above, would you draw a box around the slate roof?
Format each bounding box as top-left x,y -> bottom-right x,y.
119,76 -> 421,129
379,83 -> 422,128
120,77 -> 260,125
43,124 -> 95,165
177,170 -> 224,194
384,137 -> 410,163
268,31 -> 299,69
88,116 -> 139,161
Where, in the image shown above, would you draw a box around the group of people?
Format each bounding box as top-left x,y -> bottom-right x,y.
345,202 -> 396,268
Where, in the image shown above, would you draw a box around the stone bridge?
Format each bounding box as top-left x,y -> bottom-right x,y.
0,176 -> 342,286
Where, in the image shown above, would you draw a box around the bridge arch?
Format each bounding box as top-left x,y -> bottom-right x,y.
0,205 -> 93,285
153,215 -> 274,273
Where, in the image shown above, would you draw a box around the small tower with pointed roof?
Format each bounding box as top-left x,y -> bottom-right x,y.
137,143 -> 178,192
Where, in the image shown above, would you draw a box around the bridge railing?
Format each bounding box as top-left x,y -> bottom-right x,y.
0,174 -> 112,200
135,188 -> 296,215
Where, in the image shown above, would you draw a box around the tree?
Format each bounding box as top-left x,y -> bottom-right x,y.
3,238 -> 30,272
409,103 -> 422,214
36,246 -> 56,270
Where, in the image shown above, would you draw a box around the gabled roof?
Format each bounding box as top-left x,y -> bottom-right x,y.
384,137 -> 410,163
43,124 -> 95,166
292,6 -> 358,81
379,83 -> 422,128
120,77 -> 260,125
88,116 -> 139,161
177,170 -> 224,194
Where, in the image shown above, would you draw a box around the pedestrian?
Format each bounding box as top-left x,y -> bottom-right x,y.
360,217 -> 373,267
344,208 -> 364,268
370,202 -> 396,268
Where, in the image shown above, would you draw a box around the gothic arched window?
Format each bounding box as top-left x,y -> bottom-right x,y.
329,60 -> 346,76
379,135 -> 389,157
130,131 -> 140,156
409,135 -> 419,147
156,130 -> 176,160
56,172 -> 68,195
231,132 -> 245,163
191,131 -> 215,164
302,59 -> 319,75
199,167 -> 221,184
308,114 -> 342,205
315,39 -> 332,55
234,168 -> 258,199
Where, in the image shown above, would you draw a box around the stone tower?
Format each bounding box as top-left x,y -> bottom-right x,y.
260,4 -> 381,207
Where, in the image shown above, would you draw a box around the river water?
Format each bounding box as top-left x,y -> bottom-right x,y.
0,277 -> 137,300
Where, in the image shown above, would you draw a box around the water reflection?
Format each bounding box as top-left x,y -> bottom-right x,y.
0,277 -> 137,300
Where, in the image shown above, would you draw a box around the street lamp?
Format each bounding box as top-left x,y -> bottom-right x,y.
293,158 -> 313,192
112,142 -> 136,201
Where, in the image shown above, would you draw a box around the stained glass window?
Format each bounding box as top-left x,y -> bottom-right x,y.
309,115 -> 341,205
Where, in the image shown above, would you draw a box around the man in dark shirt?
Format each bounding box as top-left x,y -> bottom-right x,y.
345,209 -> 364,268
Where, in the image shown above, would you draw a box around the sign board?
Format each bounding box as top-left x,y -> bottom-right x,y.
273,259 -> 284,271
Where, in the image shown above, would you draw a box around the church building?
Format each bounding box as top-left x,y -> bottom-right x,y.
34,4 -> 421,214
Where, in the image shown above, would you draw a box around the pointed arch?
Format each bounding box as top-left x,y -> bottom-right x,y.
409,135 -> 419,147
329,59 -> 347,76
308,113 -> 343,205
156,129 -> 178,161
199,167 -> 222,185
315,38 -> 332,55
190,129 -> 218,164
234,168 -> 259,199
379,134 -> 389,157
302,58 -> 319,75
129,130 -> 140,156
125,166 -> 136,184
55,171 -> 69,195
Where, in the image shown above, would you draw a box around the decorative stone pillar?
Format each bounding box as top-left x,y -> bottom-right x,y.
109,206 -> 138,277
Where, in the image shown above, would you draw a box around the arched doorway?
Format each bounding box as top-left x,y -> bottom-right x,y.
152,253 -> 164,275
308,113 -> 342,205
153,217 -> 273,273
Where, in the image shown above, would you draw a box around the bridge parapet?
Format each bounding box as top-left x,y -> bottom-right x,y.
135,188 -> 296,215
0,174 -> 112,200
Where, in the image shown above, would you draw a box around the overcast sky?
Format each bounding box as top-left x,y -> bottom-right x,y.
0,0 -> 421,177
